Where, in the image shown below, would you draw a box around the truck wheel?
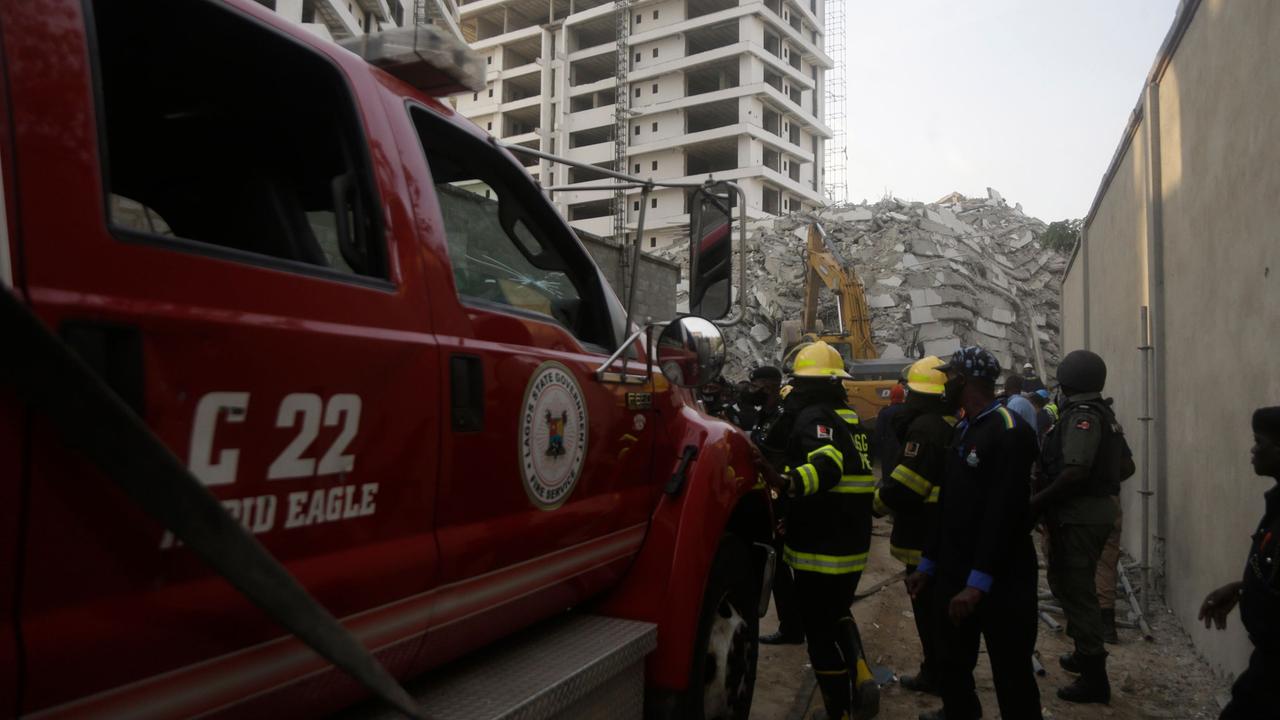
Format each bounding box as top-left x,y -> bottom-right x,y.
691,535 -> 759,720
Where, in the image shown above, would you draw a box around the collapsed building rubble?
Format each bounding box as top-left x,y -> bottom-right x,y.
656,188 -> 1068,380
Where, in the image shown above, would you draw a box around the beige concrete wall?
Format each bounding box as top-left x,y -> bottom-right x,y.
1155,0 -> 1280,674
1081,137 -> 1150,566
1061,0 -> 1280,676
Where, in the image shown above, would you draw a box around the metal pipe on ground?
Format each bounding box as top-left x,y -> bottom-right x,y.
1119,559 -> 1155,641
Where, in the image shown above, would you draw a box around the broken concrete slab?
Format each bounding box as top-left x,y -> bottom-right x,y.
653,189 -> 1064,380
910,307 -> 935,325
909,288 -> 944,307
976,317 -> 1008,339
991,308 -> 1017,325
923,338 -> 963,357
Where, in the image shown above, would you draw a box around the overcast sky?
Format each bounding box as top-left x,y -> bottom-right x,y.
841,0 -> 1179,222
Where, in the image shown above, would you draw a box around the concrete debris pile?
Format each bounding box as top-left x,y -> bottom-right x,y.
657,188 -> 1068,380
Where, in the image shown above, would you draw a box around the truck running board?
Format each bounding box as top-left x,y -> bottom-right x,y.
357,614 -> 657,720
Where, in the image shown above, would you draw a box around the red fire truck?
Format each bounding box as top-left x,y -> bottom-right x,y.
0,1 -> 773,718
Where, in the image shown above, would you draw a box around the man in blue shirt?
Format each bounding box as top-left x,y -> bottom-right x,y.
1006,391 -> 1039,434
907,346 -> 1043,720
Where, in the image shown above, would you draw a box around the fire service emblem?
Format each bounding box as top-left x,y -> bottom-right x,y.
519,362 -> 588,509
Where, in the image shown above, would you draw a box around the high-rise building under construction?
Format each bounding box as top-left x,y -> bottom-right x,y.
262,0 -> 836,248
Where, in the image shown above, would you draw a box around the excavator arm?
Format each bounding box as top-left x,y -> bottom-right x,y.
799,223 -> 877,360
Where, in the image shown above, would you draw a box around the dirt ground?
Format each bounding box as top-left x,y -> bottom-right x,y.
751,518 -> 1231,720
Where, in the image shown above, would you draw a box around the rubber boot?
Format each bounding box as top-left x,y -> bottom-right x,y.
1057,652 -> 1111,704
1058,651 -> 1081,674
1101,609 -> 1119,644
836,617 -> 879,719
812,670 -> 850,720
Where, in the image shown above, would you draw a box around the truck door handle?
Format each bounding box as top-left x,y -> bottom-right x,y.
665,445 -> 699,495
60,321 -> 145,417
450,354 -> 484,432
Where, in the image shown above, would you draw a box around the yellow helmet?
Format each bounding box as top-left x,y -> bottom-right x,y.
905,355 -> 947,396
790,341 -> 851,379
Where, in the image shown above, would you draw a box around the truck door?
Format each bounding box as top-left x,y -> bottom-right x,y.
0,42 -> 20,715
406,105 -> 659,635
6,1 -> 441,715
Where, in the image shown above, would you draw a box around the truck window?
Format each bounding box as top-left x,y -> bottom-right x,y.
410,106 -> 614,350
89,0 -> 386,281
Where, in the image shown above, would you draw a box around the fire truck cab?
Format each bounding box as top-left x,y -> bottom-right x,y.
0,1 -> 770,718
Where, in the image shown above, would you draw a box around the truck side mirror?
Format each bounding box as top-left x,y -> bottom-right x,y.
688,185 -> 734,320
656,316 -> 726,388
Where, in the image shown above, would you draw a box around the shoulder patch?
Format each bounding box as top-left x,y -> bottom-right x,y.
903,441 -> 920,458
1075,418 -> 1091,431
816,424 -> 833,440
996,406 -> 1015,430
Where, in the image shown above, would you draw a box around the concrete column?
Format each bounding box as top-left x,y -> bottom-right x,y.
538,25 -> 557,184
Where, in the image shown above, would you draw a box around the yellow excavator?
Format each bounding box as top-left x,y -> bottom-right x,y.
781,223 -> 911,429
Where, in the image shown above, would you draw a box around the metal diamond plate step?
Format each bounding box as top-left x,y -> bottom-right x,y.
363,614 -> 657,720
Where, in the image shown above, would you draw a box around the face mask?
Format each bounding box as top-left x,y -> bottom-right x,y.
743,389 -> 768,406
943,376 -> 966,410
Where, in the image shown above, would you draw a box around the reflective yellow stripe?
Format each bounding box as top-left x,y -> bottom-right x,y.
783,546 -> 869,574
890,544 -> 923,566
926,486 -> 941,504
835,408 -> 860,425
997,406 -> 1015,429
796,464 -> 819,496
890,464 -> 932,497
872,491 -> 890,516
832,474 -> 876,494
808,444 -> 844,470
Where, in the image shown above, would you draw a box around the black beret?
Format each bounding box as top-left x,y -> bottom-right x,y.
1253,407 -> 1280,438
751,366 -> 783,382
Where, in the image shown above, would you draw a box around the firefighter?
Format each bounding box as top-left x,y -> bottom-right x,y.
760,341 -> 879,720
1199,407 -> 1280,719
872,355 -> 957,696
908,346 -> 1043,720
1031,349 -> 1122,704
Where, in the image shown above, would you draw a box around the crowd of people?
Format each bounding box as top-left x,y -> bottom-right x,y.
698,343 -> 1279,720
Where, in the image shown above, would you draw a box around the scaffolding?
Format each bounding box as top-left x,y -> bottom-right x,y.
612,0 -> 632,242
822,0 -> 847,204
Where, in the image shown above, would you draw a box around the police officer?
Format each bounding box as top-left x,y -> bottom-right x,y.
1032,349 -> 1122,704
737,366 -> 784,433
1198,407 -> 1280,719
760,341 -> 879,719
907,346 -> 1043,720
873,356 -> 957,695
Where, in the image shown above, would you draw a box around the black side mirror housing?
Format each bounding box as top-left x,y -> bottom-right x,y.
688,184 -> 734,320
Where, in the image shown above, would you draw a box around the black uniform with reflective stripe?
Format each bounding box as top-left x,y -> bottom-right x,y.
769,395 -> 874,575
1242,487 -> 1280,647
928,404 -> 1039,587
1220,487 -> 1280,719
876,411 -> 956,566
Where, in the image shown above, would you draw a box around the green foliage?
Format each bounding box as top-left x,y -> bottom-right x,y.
1039,219 -> 1082,253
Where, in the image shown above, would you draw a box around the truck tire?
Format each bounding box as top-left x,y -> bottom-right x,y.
689,534 -> 760,720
